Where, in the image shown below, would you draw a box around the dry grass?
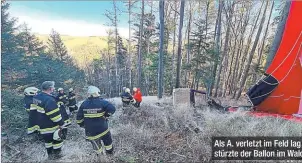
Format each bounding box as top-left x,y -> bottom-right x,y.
2,96 -> 302,163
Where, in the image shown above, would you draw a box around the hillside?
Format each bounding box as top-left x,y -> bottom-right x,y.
36,34 -> 110,68
36,34 -> 109,50
36,34 -> 173,69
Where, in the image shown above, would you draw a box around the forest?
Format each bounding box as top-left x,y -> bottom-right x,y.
2,0 -> 300,162
2,0 -> 288,99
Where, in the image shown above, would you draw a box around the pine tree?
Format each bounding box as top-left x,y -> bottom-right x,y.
18,23 -> 46,56
47,29 -> 69,61
1,2 -> 19,54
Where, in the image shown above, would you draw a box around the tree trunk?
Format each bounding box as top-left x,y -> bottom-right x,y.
223,36 -> 237,97
205,0 -> 210,41
237,2 -> 264,86
113,0 -> 119,96
214,2 -> 234,97
235,1 -> 269,100
175,0 -> 185,88
253,0 -> 274,83
170,2 -> 178,95
230,7 -> 250,97
184,2 -> 192,87
128,0 -> 132,89
137,0 -> 144,89
264,1 -> 291,71
158,0 -> 165,99
107,49 -> 111,97
209,0 -> 222,96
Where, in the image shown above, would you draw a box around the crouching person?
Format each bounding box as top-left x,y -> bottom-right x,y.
34,81 -> 67,160
76,86 -> 116,155
120,88 -> 136,107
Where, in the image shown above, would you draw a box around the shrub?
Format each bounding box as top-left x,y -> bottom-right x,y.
1,90 -> 27,134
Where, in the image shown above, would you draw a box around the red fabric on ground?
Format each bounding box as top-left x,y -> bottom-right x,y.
225,107 -> 302,122
256,1 -> 302,115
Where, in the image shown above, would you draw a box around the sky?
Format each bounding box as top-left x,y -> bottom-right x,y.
9,1 -> 142,38
8,1 -> 281,38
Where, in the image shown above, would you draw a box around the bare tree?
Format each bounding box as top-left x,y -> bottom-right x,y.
264,1 -> 291,70
230,2 -> 251,97
113,0 -> 119,96
209,0 -> 222,95
175,0 -> 185,88
170,1 -> 179,94
235,0 -> 269,100
213,1 -> 235,97
158,0 -> 164,99
127,0 -> 134,89
236,1 -> 264,86
184,1 -> 193,87
253,0 -> 274,83
137,0 -> 144,89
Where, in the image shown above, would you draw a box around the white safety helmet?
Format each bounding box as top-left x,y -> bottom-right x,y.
69,88 -> 74,92
58,88 -> 64,91
125,88 -> 130,93
87,86 -> 100,97
133,87 -> 137,92
24,87 -> 39,96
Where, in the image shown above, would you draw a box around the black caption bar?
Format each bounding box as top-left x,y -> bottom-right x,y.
211,137 -> 302,160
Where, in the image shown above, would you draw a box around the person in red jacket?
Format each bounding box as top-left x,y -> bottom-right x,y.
133,87 -> 142,107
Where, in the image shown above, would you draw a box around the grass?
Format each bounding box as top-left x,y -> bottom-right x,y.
2,96 -> 302,162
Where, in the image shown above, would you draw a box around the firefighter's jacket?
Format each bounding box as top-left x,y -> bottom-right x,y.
68,92 -> 77,107
56,93 -> 71,124
120,92 -> 134,105
32,92 -> 64,135
76,97 -> 116,140
24,95 -> 39,134
56,93 -> 68,106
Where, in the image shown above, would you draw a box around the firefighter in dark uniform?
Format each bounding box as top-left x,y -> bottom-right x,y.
33,81 -> 67,160
24,87 -> 40,135
119,87 -> 127,96
67,88 -> 78,114
120,88 -> 136,107
76,86 -> 116,155
56,88 -> 71,126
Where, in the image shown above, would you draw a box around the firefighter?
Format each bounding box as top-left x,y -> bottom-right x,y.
56,88 -> 71,126
33,81 -> 67,160
24,87 -> 40,135
76,86 -> 116,155
67,88 -> 78,115
133,87 -> 142,108
119,87 -> 127,96
120,88 -> 136,107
